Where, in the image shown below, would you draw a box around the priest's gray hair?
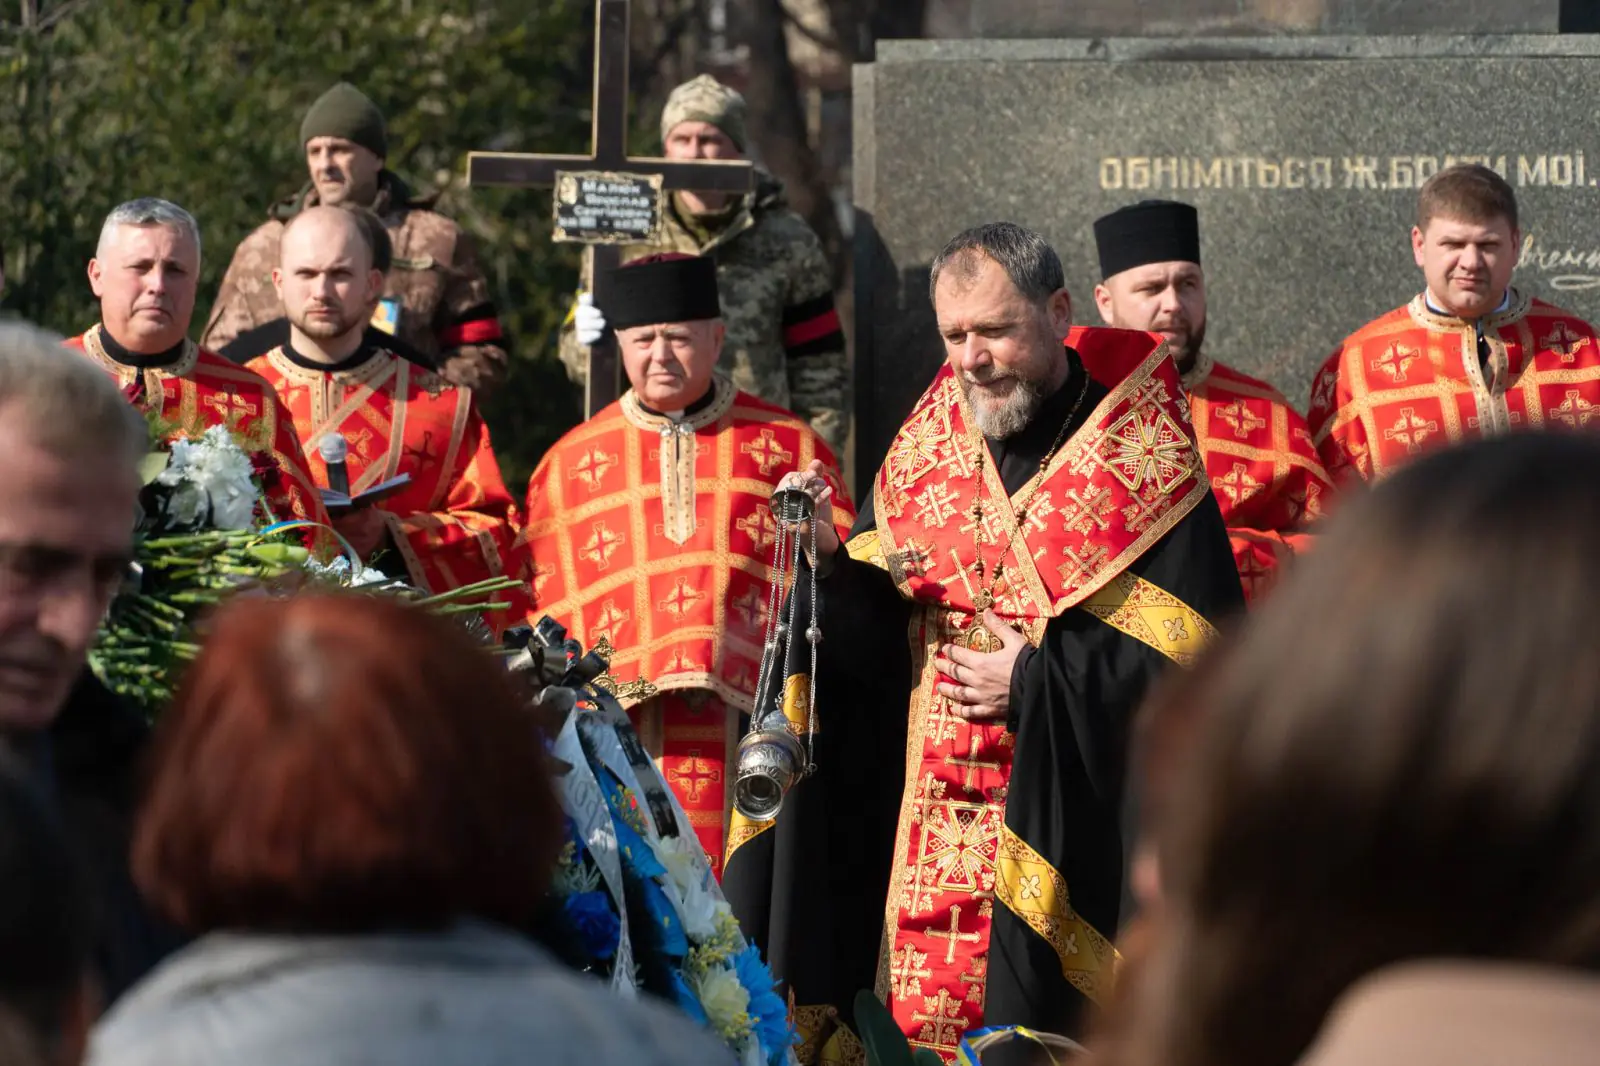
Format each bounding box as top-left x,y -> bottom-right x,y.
96,197 -> 202,263
0,321 -> 148,468
929,222 -> 1065,307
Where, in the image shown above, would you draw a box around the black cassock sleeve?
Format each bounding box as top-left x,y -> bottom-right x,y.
725,485 -> 1243,1042
722,491 -> 913,1026
984,488 -> 1244,1038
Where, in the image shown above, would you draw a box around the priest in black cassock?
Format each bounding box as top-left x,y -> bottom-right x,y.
723,222 -> 1243,1062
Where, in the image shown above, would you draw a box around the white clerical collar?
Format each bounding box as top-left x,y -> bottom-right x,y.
1424,288 -> 1512,318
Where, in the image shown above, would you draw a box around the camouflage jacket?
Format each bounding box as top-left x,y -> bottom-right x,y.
202,172 -> 505,388
559,168 -> 850,453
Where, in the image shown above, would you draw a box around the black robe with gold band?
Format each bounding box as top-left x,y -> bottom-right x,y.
724,329 -> 1243,1063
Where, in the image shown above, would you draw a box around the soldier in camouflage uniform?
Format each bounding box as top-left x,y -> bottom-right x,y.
203,82 -> 507,391
561,74 -> 850,454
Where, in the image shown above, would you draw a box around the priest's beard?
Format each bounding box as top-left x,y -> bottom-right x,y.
293,303 -> 363,341
963,369 -> 1048,438
1167,319 -> 1208,374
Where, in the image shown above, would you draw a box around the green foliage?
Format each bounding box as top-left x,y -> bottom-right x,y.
0,0 -> 601,486
853,990 -> 944,1066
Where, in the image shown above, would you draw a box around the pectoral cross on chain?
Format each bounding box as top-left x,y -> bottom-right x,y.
946,549 -> 1006,652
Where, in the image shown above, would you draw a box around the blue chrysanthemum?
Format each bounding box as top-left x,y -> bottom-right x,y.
612,813 -> 668,881
638,876 -> 688,957
670,969 -> 710,1027
561,890 -> 620,960
733,945 -> 793,1057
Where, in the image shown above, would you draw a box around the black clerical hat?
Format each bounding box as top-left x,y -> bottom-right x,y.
603,253 -> 721,330
1093,200 -> 1202,280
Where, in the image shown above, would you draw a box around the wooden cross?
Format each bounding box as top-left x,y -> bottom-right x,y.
467,0 -> 754,418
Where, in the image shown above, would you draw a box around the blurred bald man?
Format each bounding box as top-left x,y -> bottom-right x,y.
246,206 -> 529,626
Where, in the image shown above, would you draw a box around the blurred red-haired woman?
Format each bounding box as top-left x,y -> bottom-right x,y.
88,593 -> 733,1066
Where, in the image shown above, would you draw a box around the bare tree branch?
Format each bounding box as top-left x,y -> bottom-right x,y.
739,0 -> 844,279
780,1 -> 844,55
38,0 -> 92,32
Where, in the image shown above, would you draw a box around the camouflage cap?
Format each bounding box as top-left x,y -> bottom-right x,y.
660,74 -> 747,152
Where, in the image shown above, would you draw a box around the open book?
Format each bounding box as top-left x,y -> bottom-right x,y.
319,473 -> 412,516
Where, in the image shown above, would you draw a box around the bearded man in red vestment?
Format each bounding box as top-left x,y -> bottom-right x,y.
1309,164 -> 1600,485
522,253 -> 853,878
68,198 -> 325,530
743,224 -> 1243,1062
246,207 -> 528,620
1093,200 -> 1333,600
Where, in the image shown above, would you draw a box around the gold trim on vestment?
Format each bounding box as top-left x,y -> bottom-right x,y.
620,375 -> 737,547
80,323 -> 199,399
266,345 -> 398,450
724,808 -> 773,865
1079,571 -> 1218,666
845,529 -> 885,568
791,1004 -> 867,1066
1406,287 -> 1532,335
618,372 -> 736,433
992,826 -> 1120,1005
432,377 -> 473,510
782,673 -> 813,735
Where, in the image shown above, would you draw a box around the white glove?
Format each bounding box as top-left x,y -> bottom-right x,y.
575,292 -> 607,346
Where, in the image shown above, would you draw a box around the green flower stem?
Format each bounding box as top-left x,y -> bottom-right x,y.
169,591 -> 229,605
141,532 -> 255,550
430,602 -> 510,617
123,606 -> 181,635
215,565 -> 275,578
134,595 -> 187,619
409,577 -> 522,606
147,555 -> 223,568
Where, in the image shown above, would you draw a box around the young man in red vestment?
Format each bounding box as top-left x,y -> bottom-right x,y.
1092,200 -> 1333,600
69,198 -> 326,530
522,253 -> 853,878
1309,163 -> 1600,485
746,224 -> 1243,1061
245,207 -> 528,619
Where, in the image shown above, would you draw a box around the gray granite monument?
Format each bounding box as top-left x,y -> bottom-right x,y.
851,35 -> 1600,481
949,0 -> 1563,38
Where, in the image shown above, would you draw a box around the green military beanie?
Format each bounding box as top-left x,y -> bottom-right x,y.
660,74 -> 747,152
300,82 -> 387,159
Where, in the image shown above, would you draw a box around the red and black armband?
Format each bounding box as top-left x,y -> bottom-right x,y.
782,292 -> 845,358
438,303 -> 505,348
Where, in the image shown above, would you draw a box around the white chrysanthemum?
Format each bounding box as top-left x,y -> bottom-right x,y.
185,427 -> 258,529
693,965 -> 751,1040
160,481 -> 210,528
656,835 -> 721,941
155,439 -> 196,486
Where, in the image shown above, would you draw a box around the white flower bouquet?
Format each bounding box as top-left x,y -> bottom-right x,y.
91,417 -> 520,717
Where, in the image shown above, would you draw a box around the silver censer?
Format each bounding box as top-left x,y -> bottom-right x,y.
733,483 -> 823,821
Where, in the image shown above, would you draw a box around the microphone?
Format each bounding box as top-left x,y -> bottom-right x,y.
319,432 -> 350,498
